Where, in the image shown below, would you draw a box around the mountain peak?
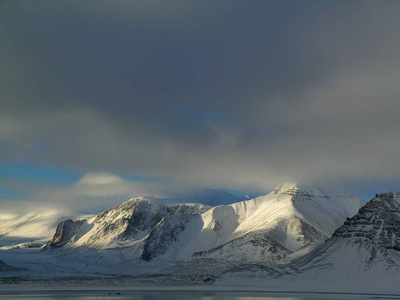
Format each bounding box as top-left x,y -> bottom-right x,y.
272,184 -> 327,201
272,183 -> 298,195
374,192 -> 400,201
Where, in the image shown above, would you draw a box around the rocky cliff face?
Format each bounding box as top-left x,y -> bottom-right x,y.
333,193 -> 400,249
85,198 -> 168,247
49,219 -> 88,248
141,214 -> 194,261
272,185 -> 328,201
46,198 -> 210,254
285,192 -> 400,276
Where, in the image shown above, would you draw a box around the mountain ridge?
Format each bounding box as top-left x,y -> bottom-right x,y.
217,191 -> 400,291
41,185 -> 364,275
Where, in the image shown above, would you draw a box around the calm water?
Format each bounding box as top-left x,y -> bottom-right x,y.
0,291 -> 397,300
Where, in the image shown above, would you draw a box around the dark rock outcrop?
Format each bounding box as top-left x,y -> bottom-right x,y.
333,192 -> 400,251
141,214 -> 194,261
49,219 -> 87,248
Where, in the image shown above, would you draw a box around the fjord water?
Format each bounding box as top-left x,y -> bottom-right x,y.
0,291 -> 394,300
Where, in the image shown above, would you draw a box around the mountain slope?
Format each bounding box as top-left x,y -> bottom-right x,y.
289,192 -> 400,278
0,210 -> 76,248
47,197 -> 210,253
42,185 -> 363,276
217,192 -> 400,293
147,184 -> 364,264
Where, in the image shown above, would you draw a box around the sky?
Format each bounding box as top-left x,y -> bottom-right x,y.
1,1 -> 400,213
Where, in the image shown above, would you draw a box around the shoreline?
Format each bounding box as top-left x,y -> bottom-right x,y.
0,284 -> 400,298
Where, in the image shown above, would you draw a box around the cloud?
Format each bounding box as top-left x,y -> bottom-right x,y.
1,0 -> 400,199
77,172 -> 126,186
1,172 -> 175,213
73,172 -> 137,198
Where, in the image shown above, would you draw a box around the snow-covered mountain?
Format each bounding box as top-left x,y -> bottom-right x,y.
4,187 -> 400,294
217,192 -> 400,293
173,189 -> 252,206
44,184 -> 364,274
289,192 -> 400,277
153,184 -> 364,264
0,210 -> 76,249
46,198 -> 210,253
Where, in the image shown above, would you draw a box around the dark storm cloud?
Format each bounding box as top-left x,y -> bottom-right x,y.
1,0 -> 400,195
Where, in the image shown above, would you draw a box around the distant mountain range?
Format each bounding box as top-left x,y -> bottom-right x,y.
1,185 -> 400,293
0,210 -> 75,248
42,184 -> 362,270
0,189 -> 245,249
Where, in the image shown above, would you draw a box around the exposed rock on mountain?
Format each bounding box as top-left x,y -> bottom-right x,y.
49,219 -> 90,249
218,192 -> 400,290
142,214 -> 193,261
46,197 -> 210,253
292,192 -> 400,276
